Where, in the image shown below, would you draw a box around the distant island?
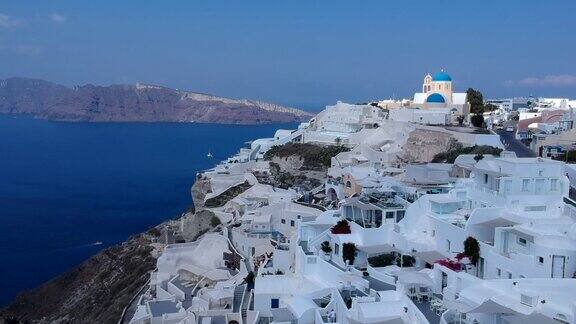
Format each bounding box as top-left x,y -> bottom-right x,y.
0,78 -> 312,124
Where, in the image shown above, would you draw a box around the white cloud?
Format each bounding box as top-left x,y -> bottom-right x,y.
49,13 -> 67,24
505,74 -> 576,87
0,13 -> 23,29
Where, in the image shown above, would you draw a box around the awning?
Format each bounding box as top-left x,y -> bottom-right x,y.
413,250 -> 447,264
467,299 -> 519,314
397,272 -> 433,287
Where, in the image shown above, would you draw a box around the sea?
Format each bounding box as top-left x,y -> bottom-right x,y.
0,115 -> 296,306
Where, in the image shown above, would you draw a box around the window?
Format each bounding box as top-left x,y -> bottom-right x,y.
396,210 -> 405,222
281,219 -> 286,224
518,237 -> 527,246
525,205 -> 546,212
507,272 -> 512,279
271,298 -> 279,309
290,220 -> 295,227
344,206 -> 353,219
446,239 -> 451,252
297,215 -> 301,219
306,257 -> 317,264
520,294 -> 534,306
551,179 -> 558,191
538,256 -> 544,264
386,211 -> 395,219
522,179 -> 530,192
503,180 -> 512,193
484,174 -> 489,184
334,244 -> 339,255
496,268 -> 501,277
345,181 -> 352,188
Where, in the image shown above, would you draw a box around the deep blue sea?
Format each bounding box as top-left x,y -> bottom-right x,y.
0,115 -> 295,306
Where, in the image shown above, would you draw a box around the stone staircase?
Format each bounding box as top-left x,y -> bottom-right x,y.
233,284 -> 246,313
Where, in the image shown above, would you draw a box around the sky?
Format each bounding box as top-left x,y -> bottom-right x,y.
1,1 -> 575,110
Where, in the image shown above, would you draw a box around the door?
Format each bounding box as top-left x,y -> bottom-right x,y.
535,179 -> 545,194
477,257 -> 485,279
552,255 -> 566,278
503,180 -> 512,194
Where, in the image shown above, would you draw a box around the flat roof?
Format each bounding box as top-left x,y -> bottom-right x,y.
148,300 -> 179,317
254,275 -> 326,295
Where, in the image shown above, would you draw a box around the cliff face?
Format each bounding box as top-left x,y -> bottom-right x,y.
399,129 -> 455,163
0,234 -> 156,324
0,78 -> 312,124
0,173 -> 231,324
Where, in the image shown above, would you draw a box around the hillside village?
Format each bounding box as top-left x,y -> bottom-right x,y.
125,71 -> 576,324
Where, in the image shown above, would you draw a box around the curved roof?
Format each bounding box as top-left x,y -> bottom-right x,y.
432,71 -> 452,81
426,93 -> 446,103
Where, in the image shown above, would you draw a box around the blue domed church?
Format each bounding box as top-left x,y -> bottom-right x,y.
381,69 -> 470,125
412,69 -> 470,117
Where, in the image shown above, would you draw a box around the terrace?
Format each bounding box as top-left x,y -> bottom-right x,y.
342,195 -> 407,229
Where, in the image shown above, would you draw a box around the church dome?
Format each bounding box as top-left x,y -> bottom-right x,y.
426,93 -> 446,103
432,71 -> 452,81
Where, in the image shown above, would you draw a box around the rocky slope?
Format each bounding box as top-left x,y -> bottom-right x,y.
0,78 -> 312,124
0,171 -> 240,324
0,234 -> 156,324
398,129 -> 456,163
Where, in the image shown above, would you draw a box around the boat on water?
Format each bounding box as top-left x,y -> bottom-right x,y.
93,241 -> 103,246
207,150 -> 213,158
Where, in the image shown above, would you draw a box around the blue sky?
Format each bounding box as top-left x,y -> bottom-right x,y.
1,1 -> 575,110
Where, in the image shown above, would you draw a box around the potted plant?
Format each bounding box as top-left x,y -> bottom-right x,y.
331,219 -> 351,234
320,241 -> 332,260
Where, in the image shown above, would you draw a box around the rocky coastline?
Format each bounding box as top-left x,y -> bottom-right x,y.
0,78 -> 312,124
0,166 -> 219,323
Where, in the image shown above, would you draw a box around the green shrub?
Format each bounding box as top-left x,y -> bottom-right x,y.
396,255 -> 416,267
204,181 -> 252,208
431,142 -> 502,163
244,271 -> 255,285
470,114 -> 484,128
320,241 -> 332,254
264,143 -> 350,169
368,253 -> 395,267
